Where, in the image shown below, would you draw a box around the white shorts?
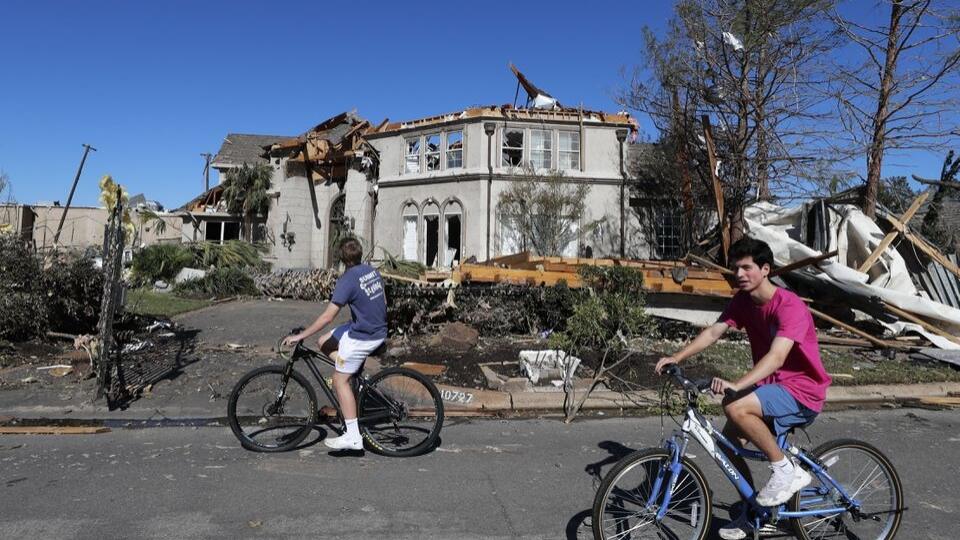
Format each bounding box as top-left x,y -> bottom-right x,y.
335,332 -> 384,374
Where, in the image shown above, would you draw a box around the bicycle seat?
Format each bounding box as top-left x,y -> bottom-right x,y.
368,341 -> 388,358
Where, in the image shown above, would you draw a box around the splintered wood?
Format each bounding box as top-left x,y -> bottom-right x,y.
452,252 -> 734,296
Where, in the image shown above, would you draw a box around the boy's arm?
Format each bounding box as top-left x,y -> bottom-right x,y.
655,322 -> 729,373
287,302 -> 341,343
710,336 -> 792,395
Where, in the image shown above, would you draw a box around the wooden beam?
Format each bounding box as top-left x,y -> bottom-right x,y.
0,426 -> 111,435
807,306 -> 903,349
701,116 -> 729,262
771,250 -> 839,277
685,253 -> 734,275
882,301 -> 960,346
858,191 -> 929,273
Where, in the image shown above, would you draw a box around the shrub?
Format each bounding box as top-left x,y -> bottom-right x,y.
131,244 -> 194,285
0,235 -> 48,340
42,251 -> 104,334
190,240 -> 265,270
173,267 -> 257,299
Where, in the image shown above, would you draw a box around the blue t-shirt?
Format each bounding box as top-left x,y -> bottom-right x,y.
330,263 -> 387,341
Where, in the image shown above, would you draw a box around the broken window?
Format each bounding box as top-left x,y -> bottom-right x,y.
425,134 -> 441,171
530,129 -> 552,169
501,128 -> 524,167
402,203 -> 419,261
405,137 -> 421,174
223,222 -> 241,241
446,130 -> 463,169
443,201 -> 463,267
205,222 -> 222,242
558,131 -> 580,170
422,202 -> 440,267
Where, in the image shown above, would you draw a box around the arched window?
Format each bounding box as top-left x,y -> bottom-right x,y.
401,201 -> 419,261
422,200 -> 440,267
441,199 -> 463,267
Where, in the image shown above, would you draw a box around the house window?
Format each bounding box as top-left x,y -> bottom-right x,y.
205,222 -> 222,242
654,208 -> 684,259
422,201 -> 440,267
223,222 -> 241,241
405,137 -> 421,173
559,132 -> 580,170
425,134 -> 441,171
402,203 -> 419,261
498,209 -> 523,256
530,129 -> 552,169
446,130 -> 463,169
442,200 -> 463,267
501,128 -> 524,167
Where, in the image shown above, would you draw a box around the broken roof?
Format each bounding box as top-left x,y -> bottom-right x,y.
366,105 -> 638,137
212,133 -> 290,168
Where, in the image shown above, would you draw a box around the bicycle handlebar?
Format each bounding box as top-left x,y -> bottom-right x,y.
662,365 -> 736,399
278,327 -> 307,359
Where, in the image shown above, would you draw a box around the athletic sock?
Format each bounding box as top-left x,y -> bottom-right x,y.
344,418 -> 360,440
771,457 -> 793,474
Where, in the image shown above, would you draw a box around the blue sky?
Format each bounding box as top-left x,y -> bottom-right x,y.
0,0 -> 954,209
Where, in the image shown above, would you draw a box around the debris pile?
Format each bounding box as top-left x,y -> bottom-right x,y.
253,268 -> 338,301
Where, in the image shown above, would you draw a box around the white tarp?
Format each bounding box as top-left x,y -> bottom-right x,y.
745,202 -> 960,350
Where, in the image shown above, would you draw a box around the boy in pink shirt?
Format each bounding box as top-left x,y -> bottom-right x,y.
655,238 -> 831,539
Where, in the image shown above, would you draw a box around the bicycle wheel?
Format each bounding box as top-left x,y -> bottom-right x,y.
358,367 -> 444,457
227,365 -> 318,452
790,439 -> 903,540
592,448 -> 712,540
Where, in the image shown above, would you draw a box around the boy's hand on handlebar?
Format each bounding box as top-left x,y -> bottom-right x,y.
655,356 -> 679,374
282,334 -> 304,348
711,377 -> 738,396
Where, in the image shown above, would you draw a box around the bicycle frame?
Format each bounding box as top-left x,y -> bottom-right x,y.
653,405 -> 862,524
278,344 -> 401,433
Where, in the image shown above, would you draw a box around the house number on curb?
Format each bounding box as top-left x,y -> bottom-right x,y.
440,389 -> 474,404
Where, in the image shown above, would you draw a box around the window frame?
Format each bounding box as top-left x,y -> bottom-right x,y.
404,136 -> 422,174
529,128 -> 553,170
424,133 -> 442,172
501,127 -> 525,168
445,129 -> 463,170
558,131 -> 581,171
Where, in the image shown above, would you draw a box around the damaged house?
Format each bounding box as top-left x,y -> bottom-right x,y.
199,68 -> 661,269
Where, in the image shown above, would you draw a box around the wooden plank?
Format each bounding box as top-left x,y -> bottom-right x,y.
701,116 -> 729,262
880,212 -> 960,280
771,251 -> 838,277
882,301 -> 960,346
0,426 -> 111,435
807,306 -> 903,349
685,253 -> 734,276
485,251 -> 534,267
918,397 -> 960,407
858,193 -> 929,273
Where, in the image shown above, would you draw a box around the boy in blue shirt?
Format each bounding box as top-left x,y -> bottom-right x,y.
284,238 -> 387,450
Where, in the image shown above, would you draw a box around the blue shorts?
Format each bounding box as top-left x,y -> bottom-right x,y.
754,384 -> 817,436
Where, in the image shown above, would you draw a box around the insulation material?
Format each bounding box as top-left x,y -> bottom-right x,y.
745,202 -> 960,350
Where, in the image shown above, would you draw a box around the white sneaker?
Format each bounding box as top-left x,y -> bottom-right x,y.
323,433 -> 363,450
756,461 -> 811,507
718,514 -> 750,540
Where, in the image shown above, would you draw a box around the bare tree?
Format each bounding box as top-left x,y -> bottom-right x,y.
498,167 -> 591,257
621,0 -> 839,244
830,0 -> 960,218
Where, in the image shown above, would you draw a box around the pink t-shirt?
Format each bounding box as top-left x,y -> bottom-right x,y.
720,287 -> 831,412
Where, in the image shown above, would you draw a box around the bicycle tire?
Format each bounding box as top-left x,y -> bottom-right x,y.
358,367 -> 444,457
227,365 -> 318,452
790,438 -> 903,540
592,448 -> 712,540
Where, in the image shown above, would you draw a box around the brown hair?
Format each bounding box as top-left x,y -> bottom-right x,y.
339,237 -> 363,267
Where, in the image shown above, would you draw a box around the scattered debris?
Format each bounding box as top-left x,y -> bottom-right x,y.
427,322 -> 479,351
519,350 -> 581,385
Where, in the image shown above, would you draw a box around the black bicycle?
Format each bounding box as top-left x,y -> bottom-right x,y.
226,328 -> 444,457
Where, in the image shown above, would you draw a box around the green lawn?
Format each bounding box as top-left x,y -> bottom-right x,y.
126,288 -> 212,317
681,339 -> 960,386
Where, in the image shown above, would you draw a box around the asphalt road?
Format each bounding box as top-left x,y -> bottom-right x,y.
0,408 -> 955,539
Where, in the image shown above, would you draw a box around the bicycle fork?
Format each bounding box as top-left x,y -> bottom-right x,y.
649,436 -> 691,522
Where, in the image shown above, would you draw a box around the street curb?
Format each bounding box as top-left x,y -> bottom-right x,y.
3,382 -> 959,422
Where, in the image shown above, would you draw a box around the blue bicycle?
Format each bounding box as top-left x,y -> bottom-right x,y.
592,366 -> 904,540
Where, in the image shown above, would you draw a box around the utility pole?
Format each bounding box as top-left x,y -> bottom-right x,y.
200,153 -> 213,192
53,143 -> 97,247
